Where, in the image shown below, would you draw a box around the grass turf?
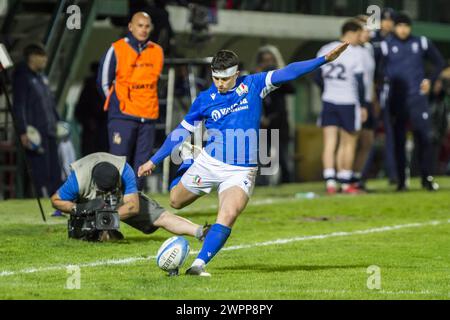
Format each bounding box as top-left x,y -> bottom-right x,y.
0,178 -> 449,300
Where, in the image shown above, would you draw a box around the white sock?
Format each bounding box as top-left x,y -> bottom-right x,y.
323,168 -> 336,180
337,170 -> 353,182
192,258 -> 205,268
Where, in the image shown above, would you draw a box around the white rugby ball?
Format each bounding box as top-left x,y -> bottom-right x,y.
156,236 -> 190,271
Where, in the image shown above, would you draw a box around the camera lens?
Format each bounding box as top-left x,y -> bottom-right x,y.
102,215 -> 111,225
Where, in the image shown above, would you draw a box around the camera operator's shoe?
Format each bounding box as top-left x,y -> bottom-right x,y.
422,176 -> 439,191
51,210 -> 63,217
185,265 -> 211,277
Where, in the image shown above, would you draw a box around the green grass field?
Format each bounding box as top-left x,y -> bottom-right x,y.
0,178 -> 449,300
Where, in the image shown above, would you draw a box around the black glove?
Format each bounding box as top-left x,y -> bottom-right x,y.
73,198 -> 106,216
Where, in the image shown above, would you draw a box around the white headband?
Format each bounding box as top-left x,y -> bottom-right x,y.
211,65 -> 238,78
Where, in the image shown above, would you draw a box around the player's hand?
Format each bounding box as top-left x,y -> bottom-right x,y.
138,160 -> 156,177
325,42 -> 350,62
360,107 -> 368,124
20,134 -> 31,149
420,79 -> 431,95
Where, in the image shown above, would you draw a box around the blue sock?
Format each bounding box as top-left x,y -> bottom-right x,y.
169,160 -> 193,191
196,224 -> 231,265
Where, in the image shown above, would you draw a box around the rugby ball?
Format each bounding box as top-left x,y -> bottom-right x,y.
156,236 -> 190,271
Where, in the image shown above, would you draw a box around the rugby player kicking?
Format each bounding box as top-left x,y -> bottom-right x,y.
138,42 -> 349,276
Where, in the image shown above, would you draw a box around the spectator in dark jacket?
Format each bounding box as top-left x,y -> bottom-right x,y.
12,43 -> 62,197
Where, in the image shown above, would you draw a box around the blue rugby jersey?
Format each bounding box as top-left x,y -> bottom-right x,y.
150,56 -> 327,167
180,71 -> 277,166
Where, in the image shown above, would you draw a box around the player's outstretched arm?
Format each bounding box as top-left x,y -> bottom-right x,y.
271,42 -> 349,86
324,41 -> 350,62
138,124 -> 191,177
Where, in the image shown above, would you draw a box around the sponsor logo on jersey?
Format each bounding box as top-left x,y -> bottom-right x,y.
210,93 -> 216,100
211,110 -> 221,121
235,83 -> 249,96
211,98 -> 249,122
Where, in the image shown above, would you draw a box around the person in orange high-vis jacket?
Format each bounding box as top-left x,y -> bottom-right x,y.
97,12 -> 164,190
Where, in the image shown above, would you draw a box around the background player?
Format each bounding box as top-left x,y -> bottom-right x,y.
315,20 -> 368,194
138,43 -> 349,276
352,15 -> 377,191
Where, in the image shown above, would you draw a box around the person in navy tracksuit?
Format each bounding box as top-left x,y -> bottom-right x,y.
12,44 -> 62,198
379,13 -> 446,191
367,8 -> 398,184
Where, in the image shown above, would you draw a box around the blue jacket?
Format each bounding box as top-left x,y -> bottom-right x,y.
12,62 -> 59,137
96,32 -> 156,123
380,34 -> 446,97
371,30 -> 393,83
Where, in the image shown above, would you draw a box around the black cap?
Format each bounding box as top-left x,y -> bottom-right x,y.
92,162 -> 120,192
381,8 -> 397,21
395,13 -> 412,26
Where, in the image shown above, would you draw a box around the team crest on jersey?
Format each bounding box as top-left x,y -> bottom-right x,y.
392,46 -> 399,54
412,42 -> 419,53
210,93 -> 216,100
193,175 -> 202,186
235,83 -> 249,96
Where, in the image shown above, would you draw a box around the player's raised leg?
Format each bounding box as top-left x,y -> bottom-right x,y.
186,186 -> 249,276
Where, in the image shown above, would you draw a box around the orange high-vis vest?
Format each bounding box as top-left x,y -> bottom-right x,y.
104,38 -> 164,120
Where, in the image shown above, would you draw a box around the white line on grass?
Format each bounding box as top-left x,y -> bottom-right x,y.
0,219 -> 448,277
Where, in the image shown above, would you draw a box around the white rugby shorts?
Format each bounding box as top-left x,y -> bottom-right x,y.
180,150 -> 257,196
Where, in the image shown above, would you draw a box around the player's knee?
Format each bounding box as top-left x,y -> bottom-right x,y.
169,196 -> 184,210
218,208 -> 239,224
153,211 -> 169,227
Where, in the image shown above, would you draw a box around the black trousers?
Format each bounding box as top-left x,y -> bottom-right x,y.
108,118 -> 156,191
390,94 -> 433,185
26,135 -> 62,197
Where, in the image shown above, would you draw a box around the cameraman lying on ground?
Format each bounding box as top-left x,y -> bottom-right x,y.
51,152 -> 209,242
